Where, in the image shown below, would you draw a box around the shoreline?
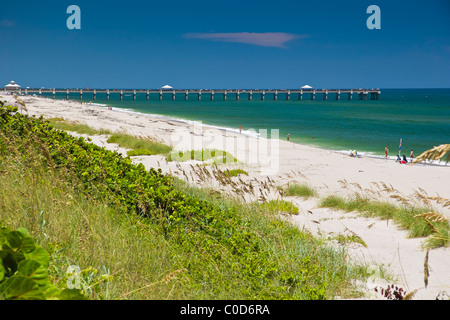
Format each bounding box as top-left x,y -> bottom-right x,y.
17,93 -> 449,167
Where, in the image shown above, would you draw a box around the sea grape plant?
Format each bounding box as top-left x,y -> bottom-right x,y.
0,225 -> 87,300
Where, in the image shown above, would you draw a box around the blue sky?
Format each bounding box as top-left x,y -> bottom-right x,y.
1,0 -> 449,89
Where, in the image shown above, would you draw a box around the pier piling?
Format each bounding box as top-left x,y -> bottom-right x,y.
22,88 -> 380,103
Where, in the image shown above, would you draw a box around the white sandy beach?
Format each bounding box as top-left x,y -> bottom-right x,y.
2,93 -> 449,300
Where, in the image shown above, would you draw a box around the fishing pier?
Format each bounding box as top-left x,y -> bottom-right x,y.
20,88 -> 381,101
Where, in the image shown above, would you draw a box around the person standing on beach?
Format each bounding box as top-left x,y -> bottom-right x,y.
410,149 -> 414,161
385,146 -> 389,158
239,125 -> 242,134
287,133 -> 290,141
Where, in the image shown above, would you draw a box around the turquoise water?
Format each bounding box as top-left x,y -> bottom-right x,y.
46,89 -> 450,157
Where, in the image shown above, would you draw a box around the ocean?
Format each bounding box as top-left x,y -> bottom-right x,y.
45,88 -> 450,159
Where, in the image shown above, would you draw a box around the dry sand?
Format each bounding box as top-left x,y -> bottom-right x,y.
2,93 -> 449,300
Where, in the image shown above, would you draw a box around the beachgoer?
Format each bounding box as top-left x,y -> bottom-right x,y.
350,150 -> 358,157
239,125 -> 242,134
402,155 -> 408,164
410,149 -> 414,160
287,133 -> 290,141
385,146 -> 388,158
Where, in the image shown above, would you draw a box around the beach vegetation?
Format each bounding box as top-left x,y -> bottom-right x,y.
319,195 -> 449,248
284,183 -> 317,198
331,233 -> 367,248
259,199 -> 299,215
48,118 -> 111,136
224,168 -> 248,177
106,133 -> 172,156
0,104 -> 371,299
48,118 -> 172,157
167,149 -> 238,164
413,144 -> 450,164
0,224 -> 87,300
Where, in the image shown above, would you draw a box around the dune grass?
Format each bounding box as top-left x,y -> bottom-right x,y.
48,118 -> 172,157
224,168 -> 249,177
319,195 -> 449,248
284,183 -> 317,198
259,199 -> 300,215
167,149 -> 238,164
48,118 -> 111,136
106,133 -> 172,156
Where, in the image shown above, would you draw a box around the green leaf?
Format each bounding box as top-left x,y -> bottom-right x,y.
0,263 -> 4,282
42,284 -> 60,299
17,260 -> 48,287
15,228 -> 36,253
23,245 -> 50,269
57,288 -> 88,300
0,275 -> 44,300
6,231 -> 23,250
0,248 -> 18,275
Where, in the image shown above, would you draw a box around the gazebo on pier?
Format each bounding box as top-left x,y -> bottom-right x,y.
4,81 -> 21,92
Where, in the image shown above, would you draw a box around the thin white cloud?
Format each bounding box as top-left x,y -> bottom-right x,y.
183,32 -> 305,48
0,19 -> 16,27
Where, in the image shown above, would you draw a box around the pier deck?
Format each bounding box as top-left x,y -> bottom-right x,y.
20,88 -> 381,101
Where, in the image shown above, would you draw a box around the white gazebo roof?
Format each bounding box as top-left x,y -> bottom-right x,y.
161,85 -> 173,89
301,85 -> 313,89
5,80 -> 21,88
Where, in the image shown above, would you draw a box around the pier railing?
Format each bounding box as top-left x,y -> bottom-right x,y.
17,88 -> 381,101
